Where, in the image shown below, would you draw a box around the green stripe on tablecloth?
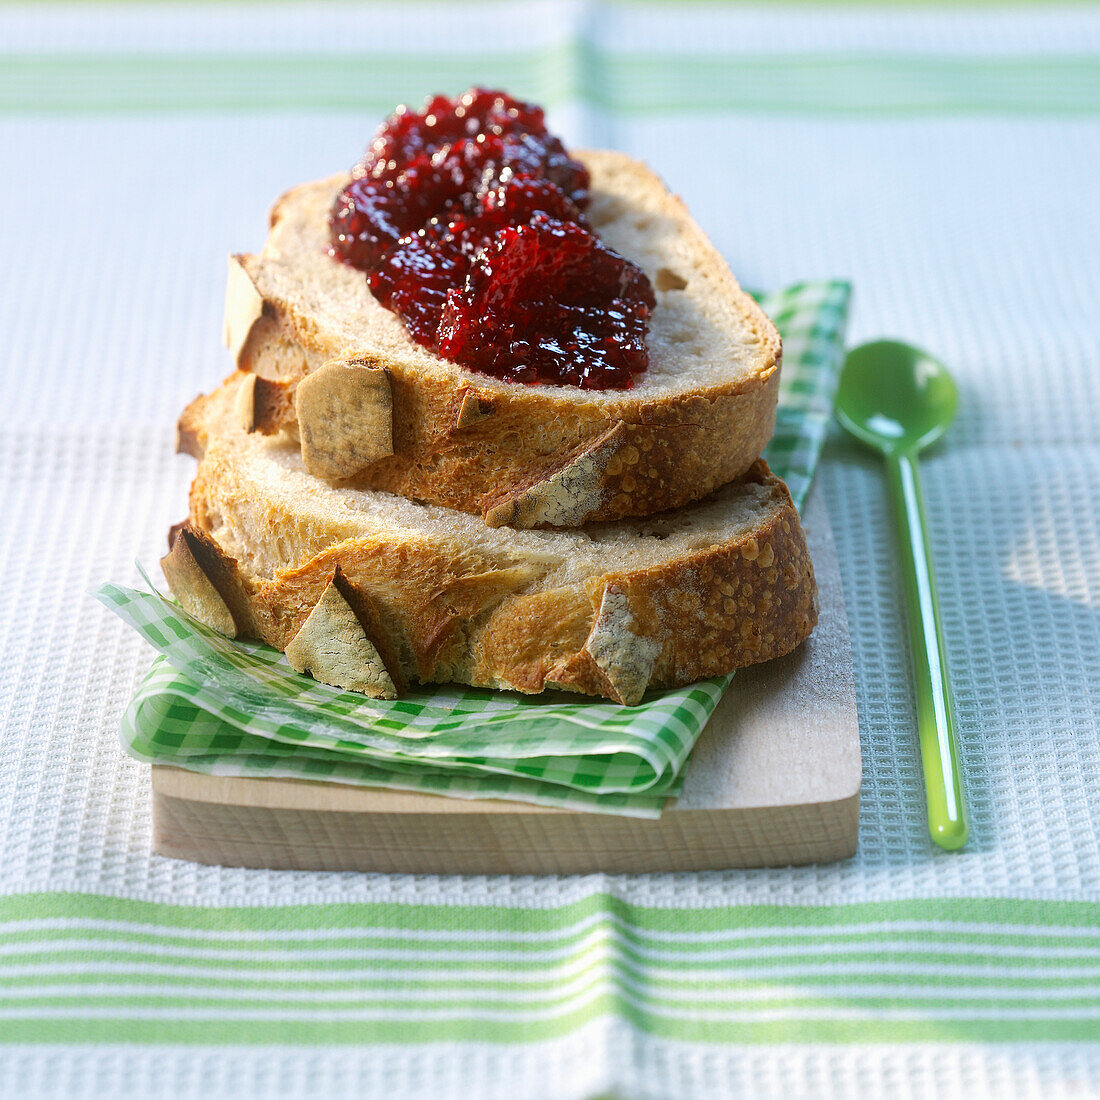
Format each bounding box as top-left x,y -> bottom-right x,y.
2,51 -> 1098,115
3,968 -> 1098,991
1,1017 -> 1091,1046
0,894 -> 1096,1044
3,892 -> 1098,930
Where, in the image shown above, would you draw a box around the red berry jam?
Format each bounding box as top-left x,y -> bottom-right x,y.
439,219 -> 655,388
356,89 -> 589,204
368,179 -> 584,348
329,88 -> 654,389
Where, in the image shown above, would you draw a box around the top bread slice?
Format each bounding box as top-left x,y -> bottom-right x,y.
170,373 -> 817,704
227,150 -> 782,528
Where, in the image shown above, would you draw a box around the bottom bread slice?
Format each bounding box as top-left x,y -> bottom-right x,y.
170,373 -> 818,703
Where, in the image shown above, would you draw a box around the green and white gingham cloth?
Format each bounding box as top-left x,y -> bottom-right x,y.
93,280 -> 850,817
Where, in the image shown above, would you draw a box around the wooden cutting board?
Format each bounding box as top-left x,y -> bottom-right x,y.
152,489 -> 860,873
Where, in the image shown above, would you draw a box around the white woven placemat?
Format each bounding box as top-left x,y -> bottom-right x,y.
1,2 -> 1098,1097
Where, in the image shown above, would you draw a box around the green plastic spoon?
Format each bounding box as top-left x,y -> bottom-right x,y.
835,340 -> 969,851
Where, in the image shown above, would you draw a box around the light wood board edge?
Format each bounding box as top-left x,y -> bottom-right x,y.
153,783 -> 857,873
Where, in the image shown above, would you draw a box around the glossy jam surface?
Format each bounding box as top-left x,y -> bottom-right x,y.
329,88 -> 654,389
368,179 -> 583,349
440,219 -> 656,388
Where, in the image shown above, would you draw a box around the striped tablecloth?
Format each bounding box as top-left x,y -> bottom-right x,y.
1,3 -> 1098,1097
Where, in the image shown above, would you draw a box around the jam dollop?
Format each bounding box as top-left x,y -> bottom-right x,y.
368,179 -> 583,350
329,88 -> 655,389
439,219 -> 656,388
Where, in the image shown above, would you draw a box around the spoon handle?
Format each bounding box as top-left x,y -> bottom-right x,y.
885,451 -> 969,850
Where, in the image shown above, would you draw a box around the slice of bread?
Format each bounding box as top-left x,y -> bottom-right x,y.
170,374 -> 816,704
229,151 -> 782,529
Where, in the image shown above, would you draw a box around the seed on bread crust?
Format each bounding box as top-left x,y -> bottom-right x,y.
160,523 -> 243,638
482,421 -> 627,528
295,358 -> 394,480
235,373 -> 297,435
453,388 -> 494,430
223,254 -> 266,362
581,585 -> 661,704
284,566 -> 405,698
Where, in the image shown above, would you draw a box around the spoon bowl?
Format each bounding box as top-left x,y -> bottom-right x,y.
836,339 -> 958,456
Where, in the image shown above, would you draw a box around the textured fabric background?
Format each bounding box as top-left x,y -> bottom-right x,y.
0,2 -> 1098,1097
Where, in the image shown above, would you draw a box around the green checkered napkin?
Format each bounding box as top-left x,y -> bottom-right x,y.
95,280 -> 850,817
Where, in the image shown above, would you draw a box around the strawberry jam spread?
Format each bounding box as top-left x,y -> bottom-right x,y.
329,88 -> 655,389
